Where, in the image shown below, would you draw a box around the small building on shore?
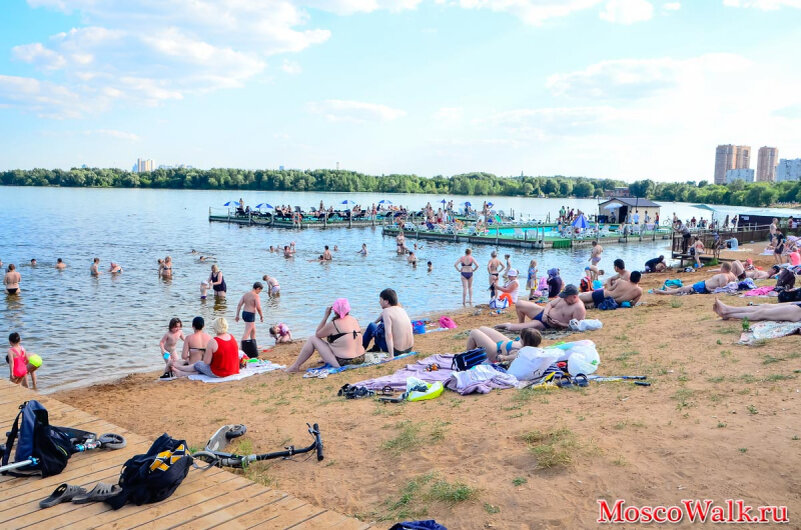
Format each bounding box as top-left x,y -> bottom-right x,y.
599,197 -> 661,224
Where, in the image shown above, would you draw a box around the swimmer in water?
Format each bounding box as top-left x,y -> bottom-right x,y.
357,243 -> 368,256
109,262 -> 123,273
55,258 -> 66,270
90,257 -> 101,276
262,274 -> 280,296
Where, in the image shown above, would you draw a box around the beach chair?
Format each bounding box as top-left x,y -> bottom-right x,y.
513,228 -> 525,239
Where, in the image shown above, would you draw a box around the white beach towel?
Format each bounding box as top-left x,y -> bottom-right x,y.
187,360 -> 284,383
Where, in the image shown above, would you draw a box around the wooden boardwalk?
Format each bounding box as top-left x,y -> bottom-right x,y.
0,381 -> 369,529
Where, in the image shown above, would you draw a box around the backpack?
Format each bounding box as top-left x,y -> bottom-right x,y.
451,348 -> 487,371
105,433 -> 192,510
776,269 -> 796,291
2,400 -> 76,477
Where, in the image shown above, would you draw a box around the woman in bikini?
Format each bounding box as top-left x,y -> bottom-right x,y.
180,316 -> 212,365
286,298 -> 364,372
161,256 -> 173,279
454,248 -> 479,306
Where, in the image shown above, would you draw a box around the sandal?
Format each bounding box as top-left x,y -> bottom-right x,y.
345,386 -> 374,399
573,374 -> 589,388
378,385 -> 395,396
40,484 -> 87,508
71,482 -> 122,504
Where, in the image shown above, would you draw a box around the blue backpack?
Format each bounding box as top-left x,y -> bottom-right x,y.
1,400 -> 76,477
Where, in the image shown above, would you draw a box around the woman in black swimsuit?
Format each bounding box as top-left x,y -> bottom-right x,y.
453,248 -> 479,306
286,298 -> 364,373
208,264 -> 227,298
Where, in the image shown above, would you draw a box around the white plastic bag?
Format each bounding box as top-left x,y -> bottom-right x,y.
569,319 -> 603,331
508,346 -> 560,381
566,344 -> 601,375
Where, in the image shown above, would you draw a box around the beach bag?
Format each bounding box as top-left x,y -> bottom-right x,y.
412,320 -> 427,335
105,433 -> 192,510
776,269 -> 796,291
2,401 -> 75,477
390,521 -> 447,530
438,316 -> 457,329
240,339 -> 259,359
597,297 -> 619,311
508,347 -> 560,381
451,348 -> 487,371
488,297 -> 509,310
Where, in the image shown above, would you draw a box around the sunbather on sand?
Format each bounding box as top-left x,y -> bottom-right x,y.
713,298 -> 801,321
745,269 -> 773,280
286,298 -> 364,372
580,271 -> 643,307
466,326 -> 541,363
653,263 -> 736,295
495,284 -> 586,331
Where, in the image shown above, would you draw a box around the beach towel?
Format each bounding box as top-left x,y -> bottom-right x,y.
187,360 -> 284,383
303,351 -> 418,378
742,286 -> 776,297
712,281 -> 740,294
738,321 -> 801,345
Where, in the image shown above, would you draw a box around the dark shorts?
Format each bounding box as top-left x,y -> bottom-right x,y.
393,347 -> 413,355
592,289 -> 605,307
335,354 -> 365,367
6,288 -> 18,295
737,272 -> 747,281
242,311 -> 255,323
533,311 -> 551,329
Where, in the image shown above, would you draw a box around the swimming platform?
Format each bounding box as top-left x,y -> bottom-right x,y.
0,380 -> 369,529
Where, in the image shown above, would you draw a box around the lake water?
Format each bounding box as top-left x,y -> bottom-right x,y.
0,187 -> 714,391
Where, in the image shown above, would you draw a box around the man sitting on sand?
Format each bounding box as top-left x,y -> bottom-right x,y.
653,262 -> 736,295
604,259 -> 630,288
495,284 -> 586,331
713,298 -> 801,321
363,288 -> 414,357
581,271 -> 642,307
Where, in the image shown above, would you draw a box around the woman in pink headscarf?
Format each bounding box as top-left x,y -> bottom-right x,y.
285,298 -> 365,372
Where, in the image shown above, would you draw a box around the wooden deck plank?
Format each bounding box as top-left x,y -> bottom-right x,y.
0,380 -> 364,530
126,482 -> 265,529
52,468 -> 232,530
171,489 -> 287,530
249,503 -> 326,530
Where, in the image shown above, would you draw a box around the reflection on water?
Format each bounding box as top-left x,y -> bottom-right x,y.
1,186 -> 718,391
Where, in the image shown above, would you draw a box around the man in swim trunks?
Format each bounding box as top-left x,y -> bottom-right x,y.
262,274 -> 280,296
90,257 -> 101,276
604,259 -> 630,288
4,264 -> 20,295
496,284 -> 586,331
363,288 -> 414,357
653,262 -> 736,295
323,246 -> 333,260
235,282 -> 264,341
580,271 -> 643,307
588,241 -> 603,280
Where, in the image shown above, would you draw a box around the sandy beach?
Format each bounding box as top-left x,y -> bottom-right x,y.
55,249 -> 801,528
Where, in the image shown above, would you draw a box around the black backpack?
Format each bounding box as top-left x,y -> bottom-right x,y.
451,348 -> 487,371
1,400 -> 76,477
105,433 -> 193,510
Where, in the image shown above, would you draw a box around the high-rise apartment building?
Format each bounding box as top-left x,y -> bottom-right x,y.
136,158 -> 154,173
714,144 -> 751,184
776,159 -> 801,182
725,168 -> 754,184
756,147 -> 779,182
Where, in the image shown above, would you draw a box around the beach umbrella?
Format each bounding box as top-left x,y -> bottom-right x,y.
572,214 -> 590,229
460,201 -> 472,207
378,199 -> 393,205
487,202 -> 494,208
255,203 -> 273,209
440,199 -> 447,204
341,200 -> 356,205
223,201 -> 238,206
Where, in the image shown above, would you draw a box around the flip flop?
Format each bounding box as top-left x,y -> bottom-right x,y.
40,484 -> 87,508
71,482 -> 122,504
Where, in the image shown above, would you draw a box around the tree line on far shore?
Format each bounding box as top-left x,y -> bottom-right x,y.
1,167 -> 797,208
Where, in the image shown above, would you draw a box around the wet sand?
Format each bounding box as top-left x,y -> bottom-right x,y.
55,249 -> 801,528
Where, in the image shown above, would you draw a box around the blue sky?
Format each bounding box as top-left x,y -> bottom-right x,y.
1,0 -> 800,181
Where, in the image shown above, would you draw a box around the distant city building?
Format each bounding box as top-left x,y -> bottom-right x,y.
279,165 -> 285,171
604,187 -> 630,198
336,161 -> 340,170
135,158 -> 154,173
775,159 -> 801,182
725,168 -> 754,184
756,146 -> 779,182
714,144 -> 750,184
157,163 -> 193,170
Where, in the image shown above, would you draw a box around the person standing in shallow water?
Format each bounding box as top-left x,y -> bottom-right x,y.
454,248 -> 478,306
4,264 -> 20,295
235,282 -> 264,341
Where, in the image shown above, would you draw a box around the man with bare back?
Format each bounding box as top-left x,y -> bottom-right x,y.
495,284 -> 586,331
235,282 -> 264,341
653,262 -> 736,295
487,251 -> 505,295
581,271 -> 643,307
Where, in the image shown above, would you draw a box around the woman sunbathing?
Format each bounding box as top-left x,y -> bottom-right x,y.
286,298 -> 364,372
465,326 -> 541,363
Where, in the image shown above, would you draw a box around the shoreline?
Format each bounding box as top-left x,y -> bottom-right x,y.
51,247 -> 801,527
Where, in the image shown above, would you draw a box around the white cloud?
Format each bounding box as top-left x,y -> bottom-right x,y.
434,107 -> 464,121
307,99 -> 406,122
723,0 -> 801,8
599,0 -> 654,24
281,59 -> 303,74
663,2 -> 680,9
85,129 -> 140,141
450,0 -> 603,26
12,43 -> 66,70
0,75 -> 91,119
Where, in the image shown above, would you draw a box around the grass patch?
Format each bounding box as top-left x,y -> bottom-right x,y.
521,427 -> 579,469
716,326 -> 740,335
738,448 -> 748,453
375,473 -> 478,521
670,299 -> 683,308
707,376 -> 725,383
763,374 -> 796,382
672,388 -> 695,410
484,503 -> 501,514
512,477 -> 527,487
382,421 -> 449,454
747,405 -> 758,415
613,350 -> 639,362
613,420 -> 646,430
762,355 -> 786,365
739,374 -> 757,384
513,385 -> 556,404
717,422 -> 727,428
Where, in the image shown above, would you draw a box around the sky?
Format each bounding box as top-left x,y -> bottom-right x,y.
1,0 -> 801,182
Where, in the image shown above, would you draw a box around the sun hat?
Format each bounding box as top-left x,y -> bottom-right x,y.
332,298 -> 351,318
507,268 -> 518,277
559,284 -> 579,298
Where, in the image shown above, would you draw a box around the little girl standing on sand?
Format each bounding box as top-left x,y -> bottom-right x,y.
158,318 -> 185,379
525,259 -> 538,300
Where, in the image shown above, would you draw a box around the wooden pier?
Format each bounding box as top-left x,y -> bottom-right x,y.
0,381 -> 369,529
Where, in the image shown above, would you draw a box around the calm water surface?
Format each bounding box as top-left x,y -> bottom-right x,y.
1,187 -> 715,391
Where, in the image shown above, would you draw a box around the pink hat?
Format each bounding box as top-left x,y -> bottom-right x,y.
332,298 -> 351,318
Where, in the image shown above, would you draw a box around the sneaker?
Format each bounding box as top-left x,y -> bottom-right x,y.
159,370 -> 176,381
